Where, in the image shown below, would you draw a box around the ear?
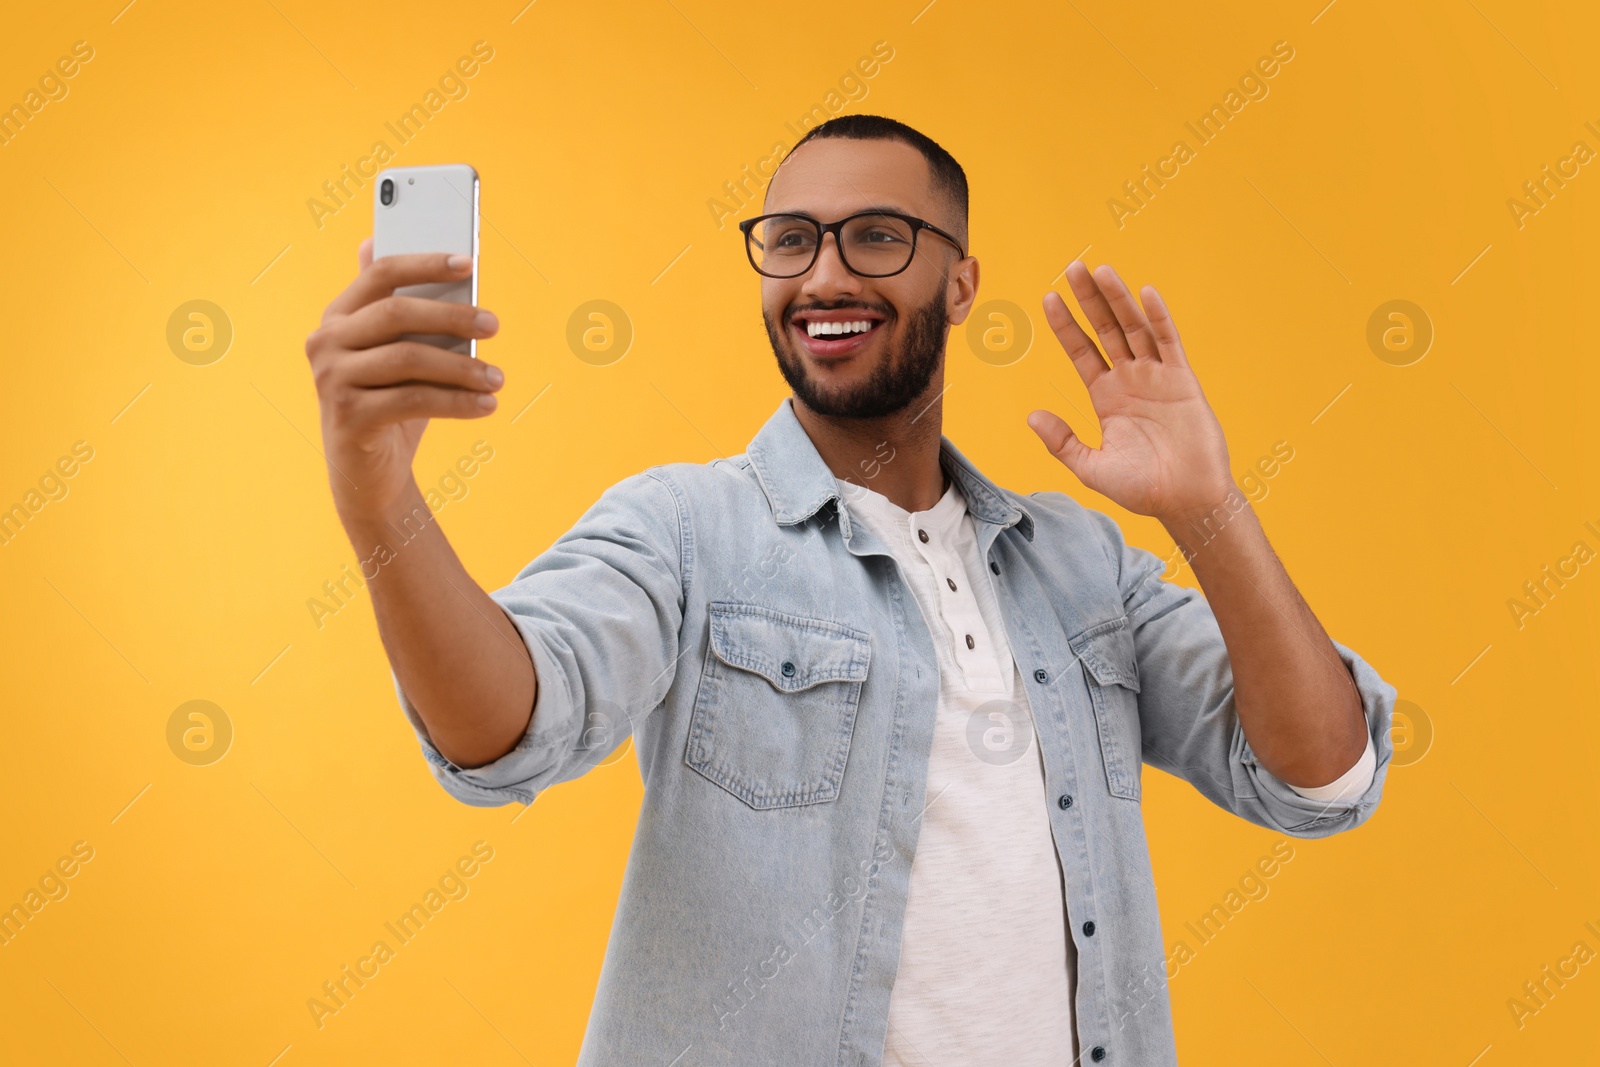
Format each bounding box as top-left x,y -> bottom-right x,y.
945,254 -> 979,326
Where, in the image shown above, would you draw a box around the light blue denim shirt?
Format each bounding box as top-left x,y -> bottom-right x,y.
394,395 -> 1398,1066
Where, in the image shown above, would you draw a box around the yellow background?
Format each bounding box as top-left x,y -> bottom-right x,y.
2,0 -> 1596,1062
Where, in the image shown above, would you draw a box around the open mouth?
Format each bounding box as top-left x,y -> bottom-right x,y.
792,314 -> 886,358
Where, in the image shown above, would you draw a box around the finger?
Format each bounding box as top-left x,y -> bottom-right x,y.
1093,265 -> 1161,361
325,252 -> 473,319
331,296 -> 497,350
358,237 -> 373,271
1042,290 -> 1109,387
338,341 -> 504,392
1026,409 -> 1097,483
342,382 -> 498,431
1064,260 -> 1137,365
1139,285 -> 1189,367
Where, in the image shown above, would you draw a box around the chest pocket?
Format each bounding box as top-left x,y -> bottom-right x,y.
685,601 -> 871,810
1068,616 -> 1144,801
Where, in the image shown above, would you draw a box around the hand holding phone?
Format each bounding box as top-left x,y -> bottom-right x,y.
373,164 -> 480,357
302,167 -> 537,774
304,164 -> 502,527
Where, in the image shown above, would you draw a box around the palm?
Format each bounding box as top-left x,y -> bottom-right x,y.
322,412 -> 428,521
397,416 -> 428,457
1028,262 -> 1232,522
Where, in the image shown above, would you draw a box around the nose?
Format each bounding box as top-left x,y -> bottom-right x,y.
801,230 -> 862,299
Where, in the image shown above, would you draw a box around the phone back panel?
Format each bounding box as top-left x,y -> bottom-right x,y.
372,163 -> 479,356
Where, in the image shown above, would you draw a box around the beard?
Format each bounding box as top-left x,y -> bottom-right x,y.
763,287 -> 948,420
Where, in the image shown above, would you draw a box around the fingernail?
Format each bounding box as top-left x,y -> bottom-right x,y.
477,393 -> 497,410
474,309 -> 498,332
448,254 -> 472,271
484,365 -> 504,387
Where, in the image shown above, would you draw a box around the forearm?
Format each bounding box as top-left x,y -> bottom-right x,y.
1160,488 -> 1367,788
340,480 -> 536,769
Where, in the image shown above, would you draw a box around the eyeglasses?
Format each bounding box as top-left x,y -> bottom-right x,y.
737,210 -> 966,279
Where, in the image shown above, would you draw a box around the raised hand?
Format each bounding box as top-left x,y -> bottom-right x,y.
1026,261 -> 1233,524
305,238 -> 504,524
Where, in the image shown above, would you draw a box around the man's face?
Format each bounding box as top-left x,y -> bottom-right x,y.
757,138 -> 975,420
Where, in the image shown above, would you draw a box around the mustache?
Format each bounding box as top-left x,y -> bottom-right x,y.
788,302 -> 892,322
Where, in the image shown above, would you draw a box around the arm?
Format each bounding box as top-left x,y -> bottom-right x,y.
306,239 -> 532,769
394,468 -> 689,807
1061,500 -> 1393,834
1159,496 -> 1366,788
1028,260 -> 1370,792
342,482 -> 536,769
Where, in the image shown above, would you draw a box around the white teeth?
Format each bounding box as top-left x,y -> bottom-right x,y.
806,320 -> 874,338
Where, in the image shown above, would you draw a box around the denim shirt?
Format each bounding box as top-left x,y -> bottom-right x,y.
394,395 -> 1398,1066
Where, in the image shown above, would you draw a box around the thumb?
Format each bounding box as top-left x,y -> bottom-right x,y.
358,236 -> 374,270
1027,409 -> 1095,482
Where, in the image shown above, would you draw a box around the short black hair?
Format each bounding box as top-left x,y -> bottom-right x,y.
777,114 -> 969,248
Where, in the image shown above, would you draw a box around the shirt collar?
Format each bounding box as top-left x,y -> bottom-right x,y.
836,469 -> 964,530
745,396 -> 1036,542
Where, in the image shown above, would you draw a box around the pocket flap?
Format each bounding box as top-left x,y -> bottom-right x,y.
708,602 -> 870,693
1069,618 -> 1142,692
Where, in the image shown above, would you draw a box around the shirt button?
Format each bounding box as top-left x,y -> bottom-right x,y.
918,529 -> 929,543
990,560 -> 1000,574
781,661 -> 796,677
1033,668 -> 1048,684
1082,920 -> 1096,936
1058,793 -> 1073,810
947,577 -> 957,591
965,634 -> 975,649
1090,1047 -> 1106,1062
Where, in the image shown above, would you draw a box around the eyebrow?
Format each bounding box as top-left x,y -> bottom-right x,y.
774,204 -> 915,220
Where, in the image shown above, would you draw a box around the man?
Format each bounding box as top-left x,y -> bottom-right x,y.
305,114 -> 1394,1066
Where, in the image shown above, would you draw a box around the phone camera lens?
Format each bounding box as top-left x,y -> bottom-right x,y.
379,179 -> 395,206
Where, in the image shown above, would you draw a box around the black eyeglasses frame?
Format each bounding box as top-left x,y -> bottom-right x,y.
737,210 -> 967,279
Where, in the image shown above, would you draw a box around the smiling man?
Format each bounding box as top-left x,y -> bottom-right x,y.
305,114 -> 1396,1065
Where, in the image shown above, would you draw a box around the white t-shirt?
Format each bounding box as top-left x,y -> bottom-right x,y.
837,472 -> 1374,1064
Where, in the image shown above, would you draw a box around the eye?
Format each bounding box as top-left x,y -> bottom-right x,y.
762,221 -> 818,253
844,215 -> 915,247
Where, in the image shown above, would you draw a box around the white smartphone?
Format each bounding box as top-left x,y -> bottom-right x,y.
372,163 -> 480,357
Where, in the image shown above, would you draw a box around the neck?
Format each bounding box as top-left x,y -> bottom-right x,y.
791,373 -> 949,514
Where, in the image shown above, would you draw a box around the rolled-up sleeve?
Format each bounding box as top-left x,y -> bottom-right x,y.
1085,508 -> 1398,838
395,468 -> 688,808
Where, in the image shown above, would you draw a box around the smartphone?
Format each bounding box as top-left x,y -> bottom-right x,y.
372,163 -> 480,357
